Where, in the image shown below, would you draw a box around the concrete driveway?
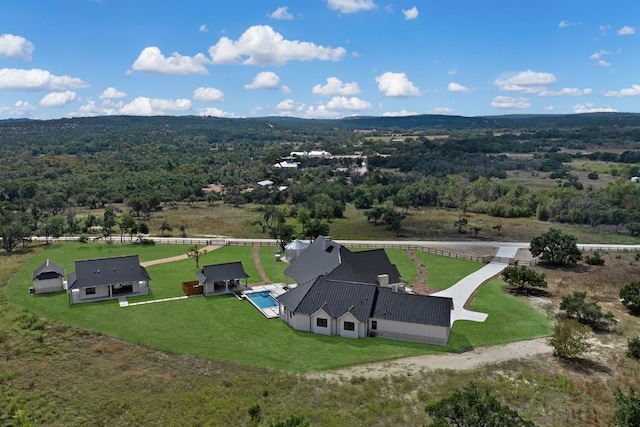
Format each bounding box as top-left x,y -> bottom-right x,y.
433,246 -> 521,324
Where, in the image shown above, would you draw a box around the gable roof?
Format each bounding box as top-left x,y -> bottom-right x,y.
32,259 -> 65,280
198,261 -> 249,283
284,235 -> 403,286
67,255 -> 150,290
283,236 -> 342,284
327,248 -> 402,285
277,276 -> 377,322
372,287 -> 452,327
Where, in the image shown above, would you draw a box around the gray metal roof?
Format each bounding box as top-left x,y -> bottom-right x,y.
283,236 -> 342,284
284,236 -> 403,286
32,259 -> 65,280
372,287 -> 452,327
278,276 -> 378,322
199,261 -> 249,283
327,248 -> 402,285
68,255 -> 150,289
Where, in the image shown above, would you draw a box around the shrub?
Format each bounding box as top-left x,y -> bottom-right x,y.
501,265 -> 547,294
627,336 -> 640,360
620,281 -> 640,315
425,382 -> 535,426
549,318 -> 593,358
560,291 -> 617,330
612,387 -> 640,426
585,251 -> 605,266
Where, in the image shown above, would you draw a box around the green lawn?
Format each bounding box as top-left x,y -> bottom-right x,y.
7,243 -> 553,372
413,250 -> 484,289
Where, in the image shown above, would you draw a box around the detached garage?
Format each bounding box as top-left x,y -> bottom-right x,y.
32,259 -> 65,294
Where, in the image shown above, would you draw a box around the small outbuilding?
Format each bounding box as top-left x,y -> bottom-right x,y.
284,239 -> 309,263
32,259 -> 65,294
197,261 -> 249,296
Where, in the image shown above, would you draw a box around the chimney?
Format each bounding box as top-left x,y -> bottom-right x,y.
377,274 -> 389,287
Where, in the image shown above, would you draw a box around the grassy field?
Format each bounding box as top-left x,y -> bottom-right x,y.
139,202 -> 640,246
3,244 -> 640,425
6,242 -> 551,373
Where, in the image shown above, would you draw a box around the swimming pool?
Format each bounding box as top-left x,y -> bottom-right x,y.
246,291 -> 278,309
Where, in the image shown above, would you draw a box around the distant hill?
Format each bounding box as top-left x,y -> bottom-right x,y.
2,112 -> 640,136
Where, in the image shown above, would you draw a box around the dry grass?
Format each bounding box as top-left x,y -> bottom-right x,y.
2,247 -> 640,425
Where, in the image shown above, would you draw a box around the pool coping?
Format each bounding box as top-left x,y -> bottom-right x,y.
242,284 -> 287,318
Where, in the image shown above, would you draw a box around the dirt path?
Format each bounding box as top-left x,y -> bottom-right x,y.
252,245 -> 270,284
140,245 -> 221,267
405,249 -> 440,294
307,337 -> 552,381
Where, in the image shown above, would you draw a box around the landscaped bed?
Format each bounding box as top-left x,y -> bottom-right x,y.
6,242 -> 553,373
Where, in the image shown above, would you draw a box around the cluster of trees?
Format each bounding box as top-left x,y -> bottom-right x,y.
1,114 -> 640,250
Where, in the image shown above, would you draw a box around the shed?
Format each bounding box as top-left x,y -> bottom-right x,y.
285,239 -> 309,263
32,259 -> 65,294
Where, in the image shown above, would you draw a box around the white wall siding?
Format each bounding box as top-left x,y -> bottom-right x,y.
34,278 -> 64,294
373,318 -> 450,346
337,312 -> 362,339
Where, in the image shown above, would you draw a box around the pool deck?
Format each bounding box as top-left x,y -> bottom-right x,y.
243,284 -> 287,318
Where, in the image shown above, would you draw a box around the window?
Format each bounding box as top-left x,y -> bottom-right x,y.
316,318 -> 328,328
371,320 -> 377,330
344,321 -> 355,331
86,287 -> 96,295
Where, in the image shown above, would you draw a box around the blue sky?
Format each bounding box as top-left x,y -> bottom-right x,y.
0,0 -> 638,120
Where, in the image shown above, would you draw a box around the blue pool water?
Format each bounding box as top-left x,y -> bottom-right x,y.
246,291 -> 278,309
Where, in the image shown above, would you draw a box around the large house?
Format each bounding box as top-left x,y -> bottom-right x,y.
277,236 -> 453,345
67,255 -> 151,304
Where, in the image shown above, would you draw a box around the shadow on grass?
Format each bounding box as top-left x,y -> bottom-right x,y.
558,357 -> 613,375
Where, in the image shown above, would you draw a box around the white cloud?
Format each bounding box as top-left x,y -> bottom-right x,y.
402,7 -> 419,20
327,0 -> 376,14
572,103 -> 618,113
494,70 -> 556,94
99,87 -> 127,99
0,100 -> 36,118
304,96 -> 371,118
0,34 -> 34,61
590,49 -> 610,60
375,72 -> 420,97
131,47 -> 209,74
326,96 -> 372,110
276,98 -> 306,112
193,86 -> 225,102
603,84 -> 640,97
119,97 -> 192,116
383,108 -> 418,117
448,69 -> 458,76
538,87 -> 592,96
544,105 -> 555,111
617,26 -> 636,35
433,107 -> 453,114
559,20 -> 570,28
269,6 -> 293,20
598,60 -> 611,67
198,107 -> 237,118
490,96 -> 531,109
0,68 -> 88,91
244,71 -> 280,89
40,90 -> 77,107
208,25 -> 346,66
281,85 -> 291,94
448,82 -> 475,93
199,24 -> 208,33
312,77 -> 361,96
